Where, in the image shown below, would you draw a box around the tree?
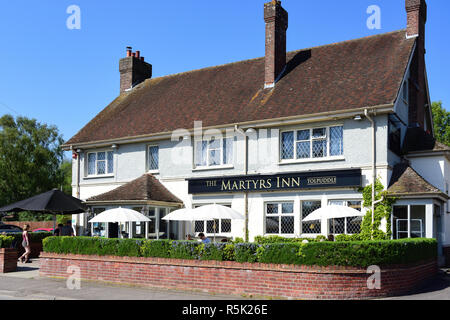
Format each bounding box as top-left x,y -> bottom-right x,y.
0,115 -> 65,220
431,101 -> 450,146
61,159 -> 73,196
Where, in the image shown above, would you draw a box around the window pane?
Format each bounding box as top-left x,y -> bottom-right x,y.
281,132 -> 294,159
209,149 -> 220,166
88,153 -> 96,175
207,219 -> 219,233
107,151 -> 114,174
208,137 -> 220,149
97,152 -> 106,161
149,146 -> 159,170
282,203 -> 294,214
223,138 -> 233,165
195,221 -> 204,233
266,204 -> 278,214
297,130 -> 310,141
296,141 -> 310,159
330,126 -> 343,156
97,161 -> 106,175
266,216 -> 279,234
302,201 -> 321,234
221,219 -> 231,233
281,217 -> 295,234
195,141 -> 207,166
312,128 -> 326,138
312,140 -> 327,158
329,218 -> 345,234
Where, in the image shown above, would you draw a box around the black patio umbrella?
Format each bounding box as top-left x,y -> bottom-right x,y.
0,189 -> 87,230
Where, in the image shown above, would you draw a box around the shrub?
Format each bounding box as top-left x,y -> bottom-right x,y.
170,241 -> 202,260
42,236 -> 437,268
234,243 -> 259,263
254,235 -> 319,244
201,243 -> 227,261
0,235 -> 14,248
257,243 -> 303,265
140,240 -> 172,258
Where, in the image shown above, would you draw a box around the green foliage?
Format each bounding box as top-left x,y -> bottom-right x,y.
140,240 -> 172,258
358,179 -> 397,240
254,235 -> 320,244
0,235 -> 14,248
431,101 -> 450,146
200,243 -> 228,261
0,115 -> 65,210
234,243 -> 258,263
42,237 -> 437,267
232,237 -> 244,244
169,241 -> 202,260
60,160 -> 72,196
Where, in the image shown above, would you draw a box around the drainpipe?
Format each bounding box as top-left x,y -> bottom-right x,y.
235,125 -> 249,242
364,110 -> 376,240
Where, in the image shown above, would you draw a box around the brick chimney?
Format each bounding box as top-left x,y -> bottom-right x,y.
119,47 -> 152,94
405,0 -> 427,128
264,0 -> 288,88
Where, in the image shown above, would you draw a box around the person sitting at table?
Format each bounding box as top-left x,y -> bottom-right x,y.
198,233 -> 211,244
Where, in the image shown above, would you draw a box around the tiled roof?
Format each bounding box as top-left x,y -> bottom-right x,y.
86,174 -> 183,204
387,163 -> 445,197
65,30 -> 415,146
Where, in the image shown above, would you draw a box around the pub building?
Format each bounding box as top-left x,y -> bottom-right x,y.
63,1 -> 450,263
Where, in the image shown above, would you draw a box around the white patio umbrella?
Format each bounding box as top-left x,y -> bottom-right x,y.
163,204 -> 244,242
191,204 -> 245,242
302,205 -> 364,222
303,205 -> 364,235
89,207 -> 151,223
89,207 -> 151,239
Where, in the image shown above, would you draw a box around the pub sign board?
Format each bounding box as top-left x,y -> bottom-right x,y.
187,169 -> 362,194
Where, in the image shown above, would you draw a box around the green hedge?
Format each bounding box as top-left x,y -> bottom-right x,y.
254,235 -> 326,244
0,235 -> 14,248
42,237 -> 437,267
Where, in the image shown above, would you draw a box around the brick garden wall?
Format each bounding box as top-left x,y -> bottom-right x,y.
0,249 -> 17,273
39,253 -> 437,300
3,221 -> 54,231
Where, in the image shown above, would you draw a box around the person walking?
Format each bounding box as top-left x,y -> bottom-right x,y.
18,224 -> 31,263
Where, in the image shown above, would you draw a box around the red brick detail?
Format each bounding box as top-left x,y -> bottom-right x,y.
39,253 -> 437,300
0,249 -> 18,273
264,1 -> 288,87
3,221 -> 54,231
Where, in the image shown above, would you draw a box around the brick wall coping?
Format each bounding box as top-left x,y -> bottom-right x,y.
39,252 -> 436,275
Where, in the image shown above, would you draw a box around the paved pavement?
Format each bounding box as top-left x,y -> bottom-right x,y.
0,259 -> 247,300
1,259 -> 449,300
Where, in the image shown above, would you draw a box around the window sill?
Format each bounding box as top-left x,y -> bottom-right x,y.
84,174 -> 115,180
147,170 -> 160,175
193,165 -> 234,172
279,156 -> 345,165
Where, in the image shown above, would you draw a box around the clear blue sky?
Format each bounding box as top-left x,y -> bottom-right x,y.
0,0 -> 448,149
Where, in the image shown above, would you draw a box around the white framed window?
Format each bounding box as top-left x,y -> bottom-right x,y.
148,145 -> 159,171
193,204 -> 232,234
87,151 -> 114,176
265,202 -> 295,235
194,136 -> 233,168
281,126 -> 343,161
301,200 -> 322,234
328,200 -> 362,235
